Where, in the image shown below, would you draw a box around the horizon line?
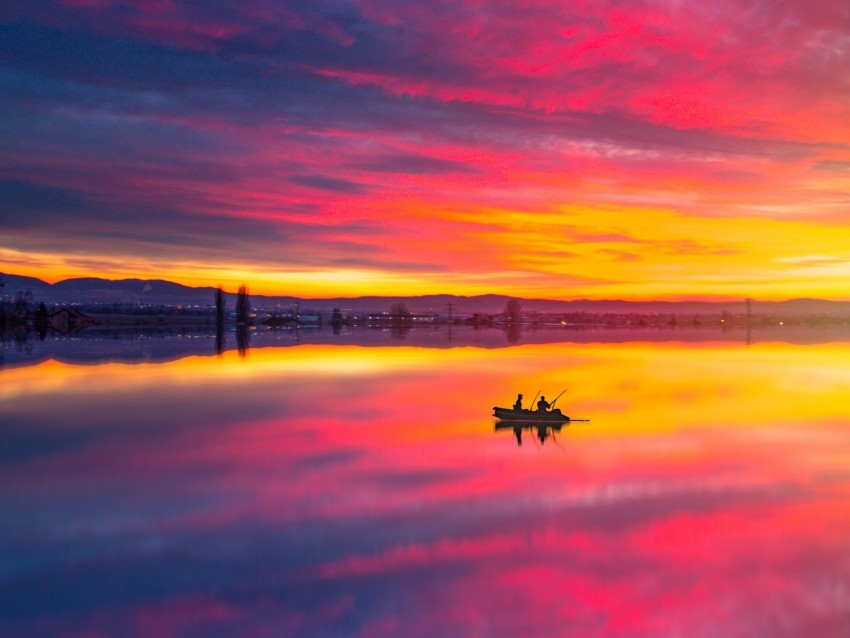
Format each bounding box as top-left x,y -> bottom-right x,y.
3,271 -> 850,305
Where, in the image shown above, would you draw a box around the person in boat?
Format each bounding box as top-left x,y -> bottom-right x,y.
513,393 -> 523,411
537,395 -> 550,412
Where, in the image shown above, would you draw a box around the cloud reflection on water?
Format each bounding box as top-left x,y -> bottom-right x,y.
1,340 -> 850,636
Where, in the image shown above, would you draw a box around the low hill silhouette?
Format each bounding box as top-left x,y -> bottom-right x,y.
2,272 -> 849,317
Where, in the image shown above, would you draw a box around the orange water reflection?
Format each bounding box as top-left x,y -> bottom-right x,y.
2,340 -> 849,636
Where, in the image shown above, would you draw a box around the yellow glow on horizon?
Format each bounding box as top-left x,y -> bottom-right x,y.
452,204 -> 850,300
4,198 -> 850,301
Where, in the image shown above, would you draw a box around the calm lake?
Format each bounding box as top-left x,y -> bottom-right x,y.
2,328 -> 850,637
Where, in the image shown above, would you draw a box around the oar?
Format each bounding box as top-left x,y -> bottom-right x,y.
550,388 -> 568,409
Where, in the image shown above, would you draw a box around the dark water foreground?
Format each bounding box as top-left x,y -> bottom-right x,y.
2,331 -> 849,637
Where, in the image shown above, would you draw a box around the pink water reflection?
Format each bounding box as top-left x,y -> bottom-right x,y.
1,340 -> 849,636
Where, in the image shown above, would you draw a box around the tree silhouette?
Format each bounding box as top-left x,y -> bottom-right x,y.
505,299 -> 522,324
236,285 -> 251,326
0,274 -> 5,332
216,287 -> 225,326
330,307 -> 344,334
389,302 -> 411,324
215,287 -> 225,354
12,290 -> 32,320
234,285 -> 251,357
34,302 -> 49,339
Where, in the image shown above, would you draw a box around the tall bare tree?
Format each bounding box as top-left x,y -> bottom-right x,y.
236,285 -> 251,326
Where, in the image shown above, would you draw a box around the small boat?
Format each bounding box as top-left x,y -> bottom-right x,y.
492,406 -> 570,423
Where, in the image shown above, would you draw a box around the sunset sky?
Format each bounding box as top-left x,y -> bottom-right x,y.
2,0 -> 850,300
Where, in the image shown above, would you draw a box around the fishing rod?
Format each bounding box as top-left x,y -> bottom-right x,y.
529,389 -> 541,410
550,388 -> 568,409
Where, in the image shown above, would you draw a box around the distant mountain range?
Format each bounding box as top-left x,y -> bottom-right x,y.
2,272 -> 850,316
1,273 -> 222,307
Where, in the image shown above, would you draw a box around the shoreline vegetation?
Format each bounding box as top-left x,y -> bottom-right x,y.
3,277 -> 849,367
3,297 -> 850,334
2,274 -> 850,341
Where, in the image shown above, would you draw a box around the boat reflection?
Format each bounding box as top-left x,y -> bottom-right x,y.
494,420 -> 570,446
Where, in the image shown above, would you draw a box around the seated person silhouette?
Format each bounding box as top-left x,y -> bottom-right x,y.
537,396 -> 550,412
513,393 -> 523,411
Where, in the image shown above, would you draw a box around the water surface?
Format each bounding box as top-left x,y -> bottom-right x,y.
2,333 -> 850,636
